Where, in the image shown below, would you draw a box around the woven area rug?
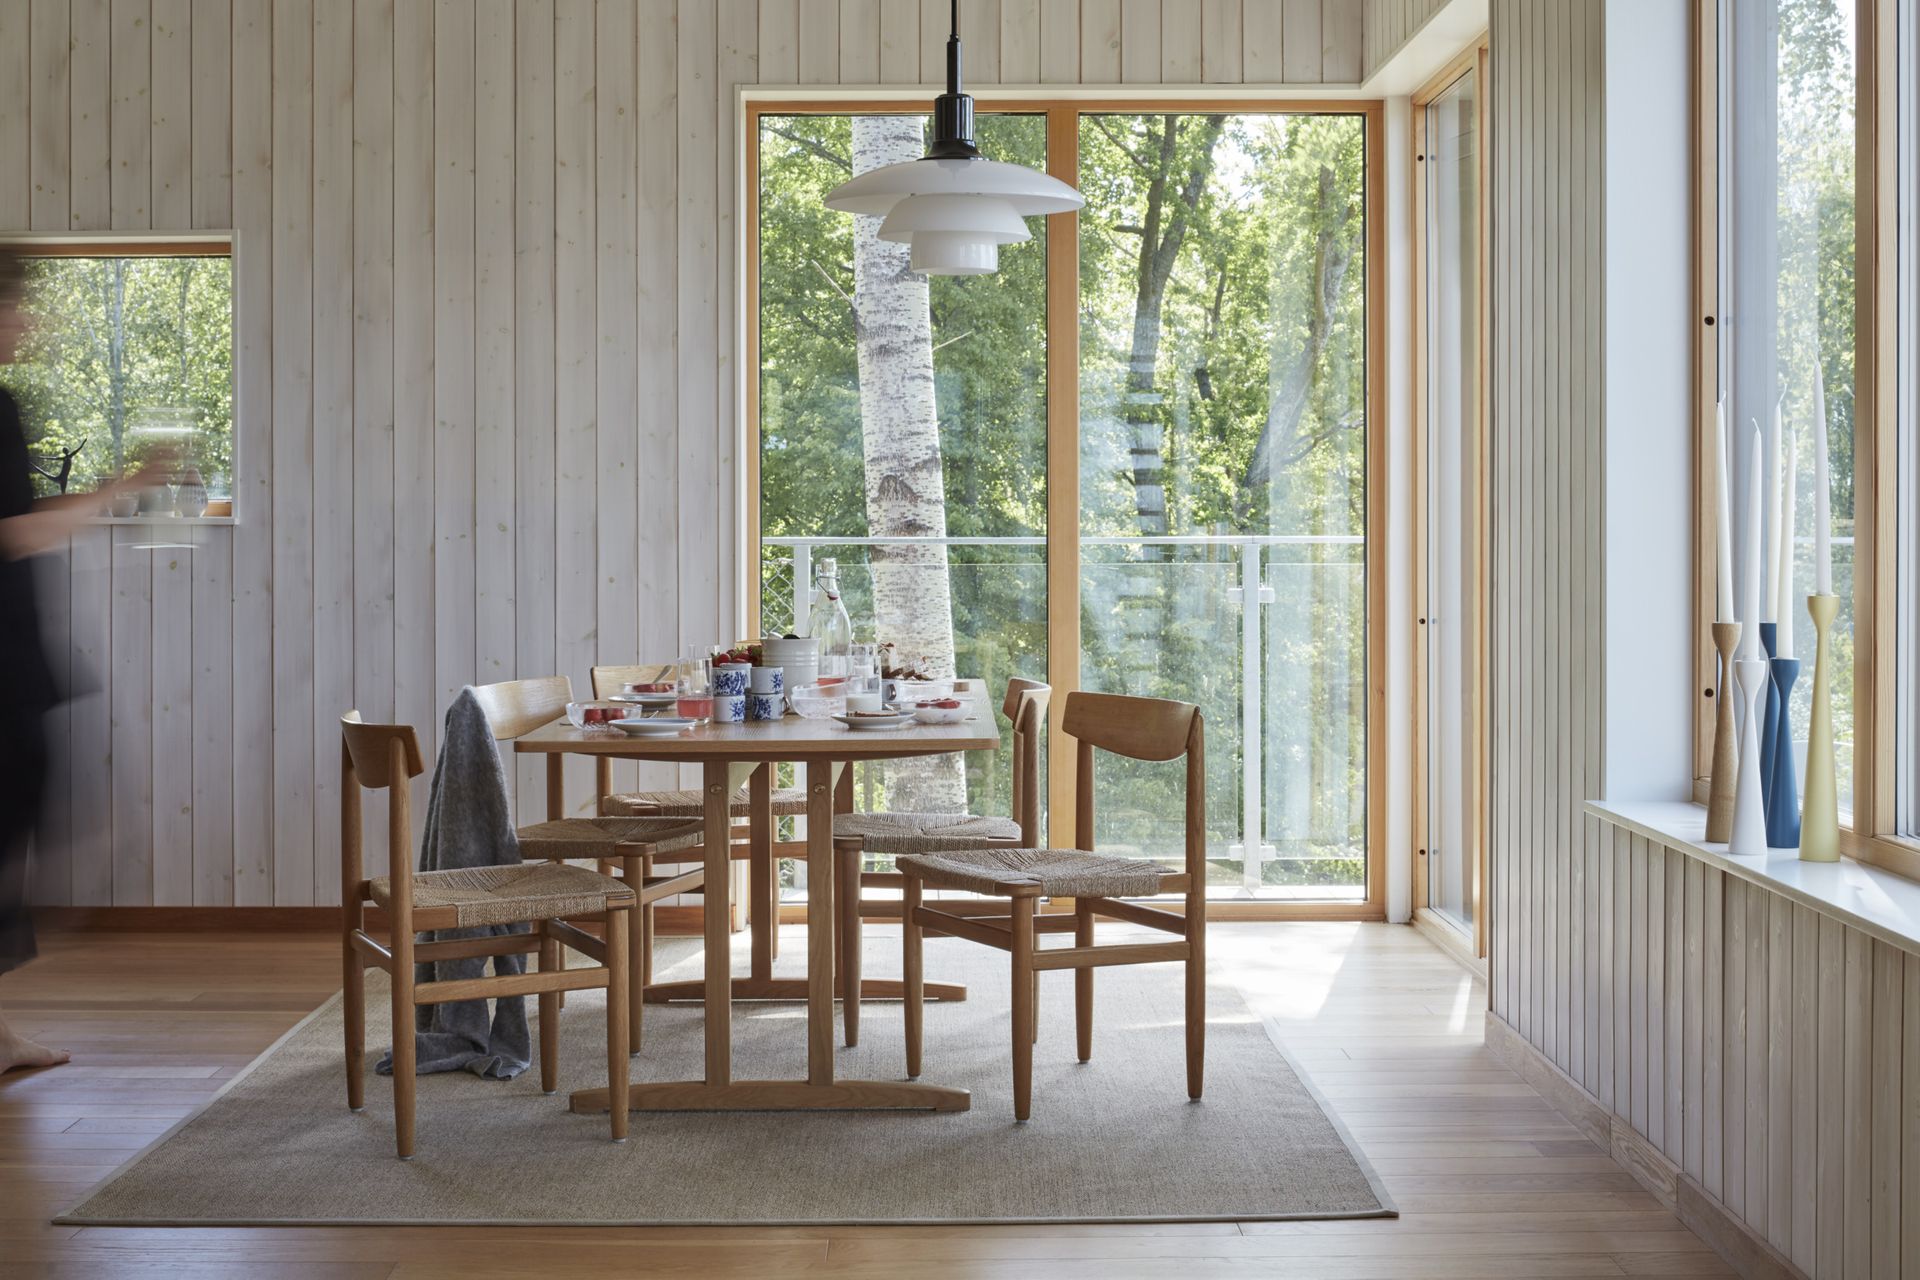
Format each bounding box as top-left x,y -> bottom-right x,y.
58,933 -> 1392,1226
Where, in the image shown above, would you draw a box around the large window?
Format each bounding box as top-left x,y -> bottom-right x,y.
5,243 -> 235,517
750,102 -> 1382,913
1706,0 -> 1920,874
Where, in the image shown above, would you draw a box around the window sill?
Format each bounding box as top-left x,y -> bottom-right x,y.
83,515 -> 236,527
1586,799 -> 1920,959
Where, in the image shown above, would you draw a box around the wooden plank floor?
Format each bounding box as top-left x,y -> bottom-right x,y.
0,923 -> 1732,1279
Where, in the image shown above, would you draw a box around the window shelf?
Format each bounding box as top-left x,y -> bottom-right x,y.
1587,799 -> 1920,959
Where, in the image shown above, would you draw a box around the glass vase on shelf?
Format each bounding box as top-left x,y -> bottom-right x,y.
807,557 -> 855,680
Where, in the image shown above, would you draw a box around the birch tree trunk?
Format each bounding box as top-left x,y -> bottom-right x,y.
851,115 -> 964,811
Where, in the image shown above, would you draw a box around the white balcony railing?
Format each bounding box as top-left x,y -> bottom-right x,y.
761,533 -> 1365,898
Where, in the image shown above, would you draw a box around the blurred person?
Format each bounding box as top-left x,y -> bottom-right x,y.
0,247 -> 171,1072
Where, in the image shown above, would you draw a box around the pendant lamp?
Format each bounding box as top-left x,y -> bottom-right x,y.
823,0 -> 1083,275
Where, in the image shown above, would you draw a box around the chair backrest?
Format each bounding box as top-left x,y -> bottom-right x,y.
340,712 -> 425,789
590,663 -> 676,699
339,713 -> 427,917
1002,678 -> 1052,845
1062,691 -> 1204,877
470,676 -> 574,740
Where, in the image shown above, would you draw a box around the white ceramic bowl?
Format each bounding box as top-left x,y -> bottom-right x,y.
787,682 -> 848,720
911,702 -> 970,725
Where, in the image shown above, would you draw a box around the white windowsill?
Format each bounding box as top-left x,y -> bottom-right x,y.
1587,799 -> 1920,959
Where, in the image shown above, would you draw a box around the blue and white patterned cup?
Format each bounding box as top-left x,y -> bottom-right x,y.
748,692 -> 783,721
711,664 -> 750,697
749,665 -> 783,695
713,694 -> 747,723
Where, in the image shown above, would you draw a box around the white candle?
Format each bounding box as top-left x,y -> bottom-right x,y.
1743,422 -> 1764,660
1813,364 -> 1832,595
844,691 -> 883,714
1776,424 -> 1796,659
1715,398 -> 1734,622
1764,396 -> 1782,623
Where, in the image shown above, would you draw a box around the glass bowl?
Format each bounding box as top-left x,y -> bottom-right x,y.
565,700 -> 631,728
787,683 -> 848,720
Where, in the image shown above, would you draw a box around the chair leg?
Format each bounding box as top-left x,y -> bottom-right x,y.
538,927 -> 561,1094
1074,899 -> 1095,1063
622,856 -> 646,1054
768,851 -> 782,960
604,908 -> 631,1142
1010,895 -> 1036,1122
836,842 -> 862,1046
640,899 -> 655,989
1186,909 -> 1206,1102
903,874 -> 924,1080
391,938 -> 417,1160
343,930 -> 365,1111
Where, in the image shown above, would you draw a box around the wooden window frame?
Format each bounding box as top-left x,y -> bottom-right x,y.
1690,0 -> 1920,880
1410,40 -> 1492,961
743,97 -> 1388,922
0,232 -> 240,524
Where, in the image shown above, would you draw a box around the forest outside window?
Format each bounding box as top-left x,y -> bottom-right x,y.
4,241 -> 235,518
749,101 -> 1383,914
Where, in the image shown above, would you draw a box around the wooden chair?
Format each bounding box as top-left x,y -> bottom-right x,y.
897,691 -> 1205,1121
339,713 -> 633,1158
470,677 -> 707,1048
588,663 -> 810,968
831,678 -> 1051,1046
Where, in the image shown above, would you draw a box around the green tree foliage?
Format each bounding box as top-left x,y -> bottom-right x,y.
7,255 -> 234,497
757,110 -> 1368,892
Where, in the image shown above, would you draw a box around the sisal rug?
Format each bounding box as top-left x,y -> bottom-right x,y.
59,933 -> 1392,1226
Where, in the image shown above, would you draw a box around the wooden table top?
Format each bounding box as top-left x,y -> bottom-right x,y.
512,713 -> 1000,761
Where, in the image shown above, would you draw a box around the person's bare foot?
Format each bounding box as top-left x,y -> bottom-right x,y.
0,1032 -> 70,1072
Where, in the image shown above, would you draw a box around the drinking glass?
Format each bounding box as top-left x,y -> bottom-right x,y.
675,651 -> 714,723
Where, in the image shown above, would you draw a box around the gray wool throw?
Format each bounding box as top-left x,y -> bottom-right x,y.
375,688 -> 532,1080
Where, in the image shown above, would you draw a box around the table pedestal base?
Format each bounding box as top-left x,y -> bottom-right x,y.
569,1079 -> 971,1113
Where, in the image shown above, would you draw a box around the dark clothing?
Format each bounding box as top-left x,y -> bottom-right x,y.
0,388 -> 53,975
0,389 -> 58,719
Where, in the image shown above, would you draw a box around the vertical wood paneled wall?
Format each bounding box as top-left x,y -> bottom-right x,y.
4,0 -> 1366,909
1486,4 -> 1920,1274
1487,0 -> 1607,1072
1571,821 -> 1920,1279
1362,0 -> 1450,78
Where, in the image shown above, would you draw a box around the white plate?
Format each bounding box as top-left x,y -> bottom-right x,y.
611,716 -> 697,735
832,713 -> 916,731
609,691 -> 679,706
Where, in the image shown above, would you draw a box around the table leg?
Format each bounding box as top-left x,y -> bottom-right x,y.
545,755 -> 564,821
702,760 -> 733,1087
749,764 -> 774,982
807,761 -> 840,1086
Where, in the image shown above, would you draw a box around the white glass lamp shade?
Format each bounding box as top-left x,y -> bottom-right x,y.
878,194 -> 1031,276
824,156 -> 1083,217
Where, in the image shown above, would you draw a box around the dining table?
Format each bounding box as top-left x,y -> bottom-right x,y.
514,710 -> 1000,1114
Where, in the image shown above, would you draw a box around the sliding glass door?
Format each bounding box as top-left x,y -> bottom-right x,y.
749,100 -> 1383,916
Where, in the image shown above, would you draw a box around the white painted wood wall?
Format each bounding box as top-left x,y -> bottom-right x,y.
1361,0 -> 1448,78
4,0 -> 1366,909
1488,3 -> 1920,1274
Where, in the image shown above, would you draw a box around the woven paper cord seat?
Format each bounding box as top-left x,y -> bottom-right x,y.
515,817 -> 704,863
834,812 -> 1021,855
895,848 -> 1168,898
369,862 -> 633,929
603,786 -> 810,819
